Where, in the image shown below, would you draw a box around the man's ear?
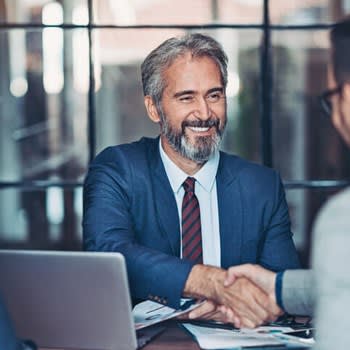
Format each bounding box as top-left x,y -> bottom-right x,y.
144,96 -> 161,123
343,82 -> 350,101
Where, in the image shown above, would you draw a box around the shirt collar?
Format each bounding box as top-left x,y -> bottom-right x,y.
159,139 -> 220,194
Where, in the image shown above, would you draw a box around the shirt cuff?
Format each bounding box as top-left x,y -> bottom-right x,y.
275,271 -> 285,310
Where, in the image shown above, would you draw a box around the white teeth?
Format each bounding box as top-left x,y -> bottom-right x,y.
188,127 -> 210,132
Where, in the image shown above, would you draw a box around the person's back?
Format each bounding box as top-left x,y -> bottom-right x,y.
312,188 -> 350,349
312,15 -> 350,350
223,16 -> 350,337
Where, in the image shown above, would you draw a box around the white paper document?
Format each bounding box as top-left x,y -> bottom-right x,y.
182,323 -> 286,349
133,299 -> 202,330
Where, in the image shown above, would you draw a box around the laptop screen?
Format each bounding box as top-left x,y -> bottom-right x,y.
0,250 -> 137,350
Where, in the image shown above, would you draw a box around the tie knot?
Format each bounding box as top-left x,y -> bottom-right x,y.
183,177 -> 196,193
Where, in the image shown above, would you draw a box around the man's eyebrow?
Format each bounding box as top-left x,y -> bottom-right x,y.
173,90 -> 195,98
207,87 -> 225,94
173,87 -> 224,99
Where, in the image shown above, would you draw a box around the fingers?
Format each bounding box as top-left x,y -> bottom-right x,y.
216,305 -> 239,324
223,270 -> 236,287
190,302 -> 230,323
258,293 -> 283,321
182,264 -> 281,329
226,264 -> 276,300
219,277 -> 281,328
224,264 -> 255,287
187,301 -> 241,325
187,300 -> 217,319
200,305 -> 240,324
224,264 -> 279,326
228,280 -> 268,324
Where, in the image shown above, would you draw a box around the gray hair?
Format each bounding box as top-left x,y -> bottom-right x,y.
141,33 -> 228,108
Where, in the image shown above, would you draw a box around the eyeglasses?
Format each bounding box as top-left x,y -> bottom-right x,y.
319,85 -> 343,117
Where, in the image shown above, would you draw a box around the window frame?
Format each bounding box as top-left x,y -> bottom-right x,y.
0,0 -> 349,253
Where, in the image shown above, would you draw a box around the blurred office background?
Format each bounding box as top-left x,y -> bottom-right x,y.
0,0 -> 350,266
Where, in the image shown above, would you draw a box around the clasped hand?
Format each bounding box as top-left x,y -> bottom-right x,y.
181,264 -> 282,328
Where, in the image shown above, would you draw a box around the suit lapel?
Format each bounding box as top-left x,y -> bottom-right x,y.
147,142 -> 244,263
149,142 -> 180,257
216,154 -> 243,268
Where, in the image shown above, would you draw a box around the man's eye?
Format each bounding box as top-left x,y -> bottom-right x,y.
179,95 -> 194,103
207,93 -> 223,102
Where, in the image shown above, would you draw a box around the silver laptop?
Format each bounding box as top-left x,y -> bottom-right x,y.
0,250 -> 161,350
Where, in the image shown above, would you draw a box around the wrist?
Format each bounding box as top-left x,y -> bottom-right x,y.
183,264 -> 226,301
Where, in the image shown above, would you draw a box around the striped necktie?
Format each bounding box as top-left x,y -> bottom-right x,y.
181,177 -> 203,264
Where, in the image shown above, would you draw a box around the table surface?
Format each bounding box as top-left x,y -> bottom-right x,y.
142,321 -> 305,350
143,320 -> 200,350
39,321 -> 199,350
39,320 -> 307,350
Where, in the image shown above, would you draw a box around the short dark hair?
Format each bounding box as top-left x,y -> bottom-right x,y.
330,16 -> 350,85
141,33 -> 228,108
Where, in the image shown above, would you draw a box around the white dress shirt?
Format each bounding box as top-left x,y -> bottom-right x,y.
159,140 -> 221,267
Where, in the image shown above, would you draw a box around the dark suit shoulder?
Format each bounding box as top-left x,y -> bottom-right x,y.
219,151 -> 279,182
218,152 -> 283,205
86,137 -> 160,193
92,137 -> 158,165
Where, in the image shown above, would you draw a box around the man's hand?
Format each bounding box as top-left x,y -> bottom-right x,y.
177,300 -> 236,323
224,264 -> 277,303
218,276 -> 281,328
224,264 -> 283,326
183,264 -> 281,328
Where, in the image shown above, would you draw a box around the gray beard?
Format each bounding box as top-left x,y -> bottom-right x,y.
160,112 -> 225,164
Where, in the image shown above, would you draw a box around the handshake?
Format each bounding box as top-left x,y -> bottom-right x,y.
182,264 -> 282,328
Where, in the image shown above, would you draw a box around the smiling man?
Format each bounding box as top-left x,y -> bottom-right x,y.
83,33 -> 300,328
144,52 -> 226,171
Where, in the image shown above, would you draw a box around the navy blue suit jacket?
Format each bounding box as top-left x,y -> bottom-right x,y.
83,137 -> 300,308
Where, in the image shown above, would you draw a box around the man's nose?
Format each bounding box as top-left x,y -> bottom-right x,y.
193,97 -> 211,120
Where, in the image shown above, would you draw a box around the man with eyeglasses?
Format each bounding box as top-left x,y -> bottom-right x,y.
313,16 -> 350,349
225,15 -> 350,347
320,23 -> 350,147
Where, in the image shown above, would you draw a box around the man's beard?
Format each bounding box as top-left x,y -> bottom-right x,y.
160,112 -> 226,164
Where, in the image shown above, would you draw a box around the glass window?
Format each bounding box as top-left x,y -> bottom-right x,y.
270,0 -> 350,24
1,0 -> 349,260
93,0 -> 263,25
0,29 -> 89,182
0,0 -> 87,24
0,187 -> 82,249
271,29 -> 350,181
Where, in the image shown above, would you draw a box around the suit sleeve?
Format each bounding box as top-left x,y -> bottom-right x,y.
281,269 -> 314,315
83,156 -> 194,309
258,173 -> 301,271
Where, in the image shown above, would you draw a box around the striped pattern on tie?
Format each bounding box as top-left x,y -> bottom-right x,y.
181,177 -> 203,264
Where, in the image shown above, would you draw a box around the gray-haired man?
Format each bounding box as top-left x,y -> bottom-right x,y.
83,33 -> 300,328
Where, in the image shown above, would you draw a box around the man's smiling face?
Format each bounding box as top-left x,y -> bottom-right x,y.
158,53 -> 227,165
